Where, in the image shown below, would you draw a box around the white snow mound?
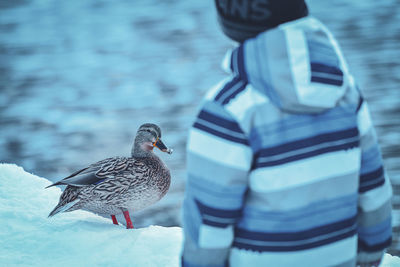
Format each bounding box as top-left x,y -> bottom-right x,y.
0,164 -> 182,266
0,164 -> 399,266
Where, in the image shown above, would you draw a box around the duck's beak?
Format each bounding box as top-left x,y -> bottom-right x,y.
153,138 -> 173,154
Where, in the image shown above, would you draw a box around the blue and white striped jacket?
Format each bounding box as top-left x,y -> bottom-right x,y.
182,16 -> 392,267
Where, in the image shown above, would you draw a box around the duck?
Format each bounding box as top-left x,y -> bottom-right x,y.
47,123 -> 172,229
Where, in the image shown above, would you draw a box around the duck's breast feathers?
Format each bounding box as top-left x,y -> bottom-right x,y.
47,157 -> 133,188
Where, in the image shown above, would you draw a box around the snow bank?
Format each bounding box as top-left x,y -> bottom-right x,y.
0,163 -> 399,266
383,254 -> 400,267
0,164 -> 182,266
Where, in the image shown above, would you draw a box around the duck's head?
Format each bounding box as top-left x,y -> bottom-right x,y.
132,123 -> 173,157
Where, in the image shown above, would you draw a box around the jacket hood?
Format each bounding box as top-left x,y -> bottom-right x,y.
224,16 -> 351,114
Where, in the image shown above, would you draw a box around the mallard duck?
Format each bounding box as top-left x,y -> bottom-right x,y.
47,123 -> 172,229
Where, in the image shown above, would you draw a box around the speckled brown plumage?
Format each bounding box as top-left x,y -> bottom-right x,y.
47,123 -> 172,227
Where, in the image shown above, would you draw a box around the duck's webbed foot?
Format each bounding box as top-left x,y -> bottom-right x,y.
122,209 -> 134,229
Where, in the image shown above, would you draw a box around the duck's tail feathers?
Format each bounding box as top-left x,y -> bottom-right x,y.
48,199 -> 79,218
45,182 -> 62,189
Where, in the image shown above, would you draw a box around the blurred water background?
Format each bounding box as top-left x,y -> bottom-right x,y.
0,0 -> 399,254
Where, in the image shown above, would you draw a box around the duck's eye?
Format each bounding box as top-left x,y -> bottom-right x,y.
142,129 -> 158,138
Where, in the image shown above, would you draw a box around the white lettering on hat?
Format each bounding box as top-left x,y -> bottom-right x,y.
217,0 -> 271,21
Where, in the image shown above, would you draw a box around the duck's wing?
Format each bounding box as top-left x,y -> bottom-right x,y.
91,159 -> 156,201
46,157 -> 131,188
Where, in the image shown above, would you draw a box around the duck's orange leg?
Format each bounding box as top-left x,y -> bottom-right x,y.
111,215 -> 118,225
122,210 -> 134,229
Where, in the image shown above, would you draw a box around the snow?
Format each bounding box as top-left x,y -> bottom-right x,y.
0,164 -> 182,266
0,163 -> 399,267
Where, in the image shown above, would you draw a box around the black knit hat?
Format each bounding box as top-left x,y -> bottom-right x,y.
215,0 -> 309,42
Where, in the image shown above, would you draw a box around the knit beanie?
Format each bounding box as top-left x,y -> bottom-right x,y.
215,0 -> 309,42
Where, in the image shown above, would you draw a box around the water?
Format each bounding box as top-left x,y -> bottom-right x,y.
1,0 -> 399,254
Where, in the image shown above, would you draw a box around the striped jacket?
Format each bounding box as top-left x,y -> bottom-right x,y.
181,16 -> 392,267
